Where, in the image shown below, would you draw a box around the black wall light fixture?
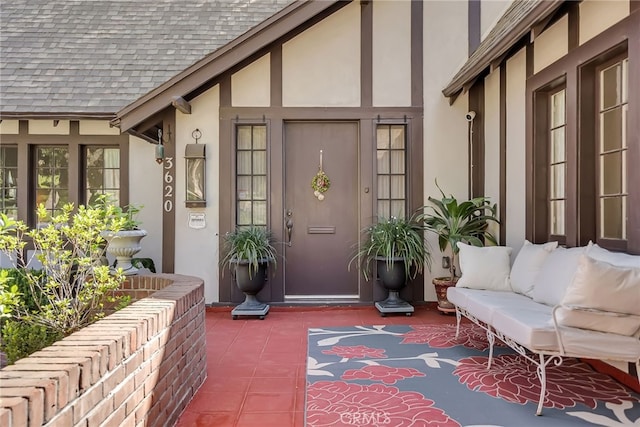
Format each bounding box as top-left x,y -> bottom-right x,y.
185,128 -> 206,207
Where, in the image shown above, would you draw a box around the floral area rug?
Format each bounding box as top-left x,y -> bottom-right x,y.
306,324 -> 640,426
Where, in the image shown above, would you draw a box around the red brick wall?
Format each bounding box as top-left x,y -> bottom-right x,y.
0,274 -> 206,427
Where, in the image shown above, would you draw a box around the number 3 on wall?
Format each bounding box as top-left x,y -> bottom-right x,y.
164,157 -> 174,212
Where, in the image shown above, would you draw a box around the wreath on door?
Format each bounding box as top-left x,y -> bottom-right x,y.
311,150 -> 330,201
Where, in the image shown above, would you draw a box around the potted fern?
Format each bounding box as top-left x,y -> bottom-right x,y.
419,183 -> 499,313
350,215 -> 431,316
221,225 -> 277,319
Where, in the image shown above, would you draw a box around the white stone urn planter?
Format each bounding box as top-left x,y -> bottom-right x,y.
102,229 -> 147,275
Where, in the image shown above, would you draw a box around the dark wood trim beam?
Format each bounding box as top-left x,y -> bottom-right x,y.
270,45 -> 283,107
219,106 -> 422,121
468,0 -> 481,54
161,111 -> 176,273
567,1 -> 579,51
411,0 -> 423,107
468,82 -> 484,198
627,9 -> 640,253
360,0 -> 372,107
218,77 -> 233,303
499,65 -> 507,246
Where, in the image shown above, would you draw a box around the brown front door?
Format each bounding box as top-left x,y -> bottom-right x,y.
283,122 -> 360,298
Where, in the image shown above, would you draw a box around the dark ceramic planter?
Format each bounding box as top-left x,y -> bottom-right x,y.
374,257 -> 413,316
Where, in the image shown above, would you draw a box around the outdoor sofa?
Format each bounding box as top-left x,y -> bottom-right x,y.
447,241 -> 640,415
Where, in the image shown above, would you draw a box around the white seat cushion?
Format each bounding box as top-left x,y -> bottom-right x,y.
491,304 -> 558,352
457,289 -> 535,324
555,306 -> 640,337
557,326 -> 640,361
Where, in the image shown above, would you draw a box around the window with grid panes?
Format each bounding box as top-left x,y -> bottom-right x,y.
35,146 -> 69,219
376,124 -> 406,218
597,58 -> 628,240
549,88 -> 566,237
0,146 -> 18,218
236,125 -> 267,226
85,146 -> 121,206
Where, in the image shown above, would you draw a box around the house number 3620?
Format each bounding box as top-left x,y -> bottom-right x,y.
164,157 -> 174,212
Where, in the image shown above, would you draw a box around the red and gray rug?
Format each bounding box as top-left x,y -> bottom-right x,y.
306,324 -> 640,426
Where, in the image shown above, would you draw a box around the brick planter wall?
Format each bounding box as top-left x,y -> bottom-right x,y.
0,274 -> 206,427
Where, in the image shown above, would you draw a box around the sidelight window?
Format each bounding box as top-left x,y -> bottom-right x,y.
376,124 -> 406,218
35,146 -> 69,219
549,88 -> 566,237
236,125 -> 268,226
597,58 -> 628,241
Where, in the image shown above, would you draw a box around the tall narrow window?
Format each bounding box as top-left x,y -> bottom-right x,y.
85,146 -> 120,205
598,58 -> 628,241
0,146 -> 18,218
236,125 -> 267,226
376,124 -> 406,218
35,146 -> 69,219
549,89 -> 566,237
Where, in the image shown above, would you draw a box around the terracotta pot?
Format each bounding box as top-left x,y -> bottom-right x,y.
432,277 -> 458,314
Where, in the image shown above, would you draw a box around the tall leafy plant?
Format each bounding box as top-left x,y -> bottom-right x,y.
350,215 -> 431,281
419,183 -> 499,280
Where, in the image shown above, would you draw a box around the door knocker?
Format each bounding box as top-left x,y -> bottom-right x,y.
311,150 -> 330,201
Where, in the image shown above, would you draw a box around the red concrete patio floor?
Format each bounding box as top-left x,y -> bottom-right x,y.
176,304 -> 455,427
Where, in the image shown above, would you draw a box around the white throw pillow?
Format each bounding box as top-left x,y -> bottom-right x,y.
455,242 -> 512,291
532,245 -> 588,306
510,240 -> 558,297
587,244 -> 640,268
555,306 -> 640,337
561,255 -> 640,316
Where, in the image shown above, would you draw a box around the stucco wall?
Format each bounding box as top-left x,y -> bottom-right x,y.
282,1 -> 360,107
579,0 -> 629,45
128,136 -> 163,271
0,120 -> 19,134
372,0 -> 411,107
534,15 -> 568,74
78,120 -> 120,136
174,85 -> 221,303
28,120 -> 70,135
423,0 -> 469,300
232,54 -> 270,107
505,48 -> 527,259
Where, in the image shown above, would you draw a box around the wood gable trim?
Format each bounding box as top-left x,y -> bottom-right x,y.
442,0 -> 562,100
114,0 -> 343,132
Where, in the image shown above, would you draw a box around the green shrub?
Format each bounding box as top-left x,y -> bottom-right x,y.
1,320 -> 63,364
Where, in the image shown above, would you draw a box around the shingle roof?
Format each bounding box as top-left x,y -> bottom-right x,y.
0,0 -> 293,116
442,0 -> 562,99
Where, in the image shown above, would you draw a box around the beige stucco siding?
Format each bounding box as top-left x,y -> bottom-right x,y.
282,1 -> 360,107
79,120 -> 121,135
423,0 -> 469,299
232,54 -> 271,107
0,120 -> 19,134
484,69 -> 501,241
579,0 -> 629,45
174,85 -> 220,304
505,48 -> 527,259
534,15 -> 568,74
372,0 -> 411,107
28,119 -> 70,135
128,135 -> 163,273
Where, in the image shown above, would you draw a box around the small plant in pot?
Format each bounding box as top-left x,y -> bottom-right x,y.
350,215 -> 431,316
100,200 -> 147,275
419,182 -> 499,313
221,225 -> 277,320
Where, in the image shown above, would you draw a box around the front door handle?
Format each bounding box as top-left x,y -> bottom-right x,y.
285,210 -> 293,247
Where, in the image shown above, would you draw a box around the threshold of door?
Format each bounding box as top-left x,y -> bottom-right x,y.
285,294 -> 359,304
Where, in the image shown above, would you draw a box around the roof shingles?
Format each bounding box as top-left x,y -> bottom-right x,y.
0,0 -> 292,115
